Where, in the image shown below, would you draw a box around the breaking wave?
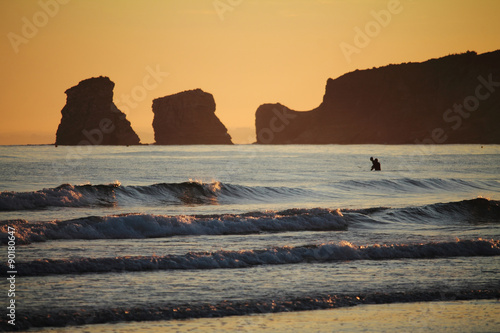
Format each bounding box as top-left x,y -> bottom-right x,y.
0,183 -> 119,211
347,197 -> 500,226
2,178 -> 498,211
6,239 -> 499,276
5,289 -> 499,331
1,198 -> 498,245
0,208 -> 346,244
0,181 -> 310,211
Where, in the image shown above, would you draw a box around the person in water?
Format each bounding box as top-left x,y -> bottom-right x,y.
370,157 -> 381,171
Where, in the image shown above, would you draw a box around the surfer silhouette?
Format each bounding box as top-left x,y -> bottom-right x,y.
370,157 -> 381,171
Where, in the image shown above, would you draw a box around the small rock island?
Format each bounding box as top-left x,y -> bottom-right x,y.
55,76 -> 140,145
255,50 -> 500,144
152,89 -> 232,144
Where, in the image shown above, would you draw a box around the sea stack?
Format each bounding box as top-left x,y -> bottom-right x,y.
55,76 -> 140,145
152,89 -> 232,144
255,50 -> 500,144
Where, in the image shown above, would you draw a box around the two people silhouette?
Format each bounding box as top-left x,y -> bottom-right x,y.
370,157 -> 381,171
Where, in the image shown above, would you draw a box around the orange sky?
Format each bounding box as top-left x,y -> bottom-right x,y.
0,0 -> 499,144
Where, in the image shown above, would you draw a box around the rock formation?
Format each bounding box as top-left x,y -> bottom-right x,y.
152,89 -> 232,144
55,76 -> 140,145
255,50 -> 500,144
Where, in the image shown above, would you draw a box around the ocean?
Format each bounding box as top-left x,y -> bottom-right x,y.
0,144 -> 499,331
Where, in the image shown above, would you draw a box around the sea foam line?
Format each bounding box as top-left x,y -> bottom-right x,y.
6,289 -> 499,331
3,178 -> 497,212
7,239 -> 499,276
0,181 -> 309,211
0,208 -> 346,244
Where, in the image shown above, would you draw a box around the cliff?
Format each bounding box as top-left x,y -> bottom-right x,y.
255,50 -> 500,144
55,76 -> 140,145
152,89 -> 232,144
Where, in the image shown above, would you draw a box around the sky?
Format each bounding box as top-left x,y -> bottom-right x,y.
0,0 -> 499,144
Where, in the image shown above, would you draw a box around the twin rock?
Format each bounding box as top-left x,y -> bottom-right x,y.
55,77 -> 231,146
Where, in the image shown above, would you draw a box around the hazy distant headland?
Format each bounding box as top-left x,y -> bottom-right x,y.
55,77 -> 141,146
255,50 -> 500,144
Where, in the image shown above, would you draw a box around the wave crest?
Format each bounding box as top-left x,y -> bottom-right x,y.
347,198 -> 500,226
0,181 -> 310,211
6,239 -> 499,276
0,208 -> 346,244
0,183 -> 119,211
8,289 -> 500,330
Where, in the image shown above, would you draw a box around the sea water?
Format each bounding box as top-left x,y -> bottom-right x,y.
0,144 -> 499,330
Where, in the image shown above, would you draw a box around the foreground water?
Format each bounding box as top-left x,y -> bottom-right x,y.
30,300 -> 500,333
0,144 -> 499,331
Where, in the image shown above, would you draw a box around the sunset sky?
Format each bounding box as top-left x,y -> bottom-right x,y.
0,0 -> 498,144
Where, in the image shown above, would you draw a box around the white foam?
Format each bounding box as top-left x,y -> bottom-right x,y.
9,239 -> 500,276
2,208 -> 346,244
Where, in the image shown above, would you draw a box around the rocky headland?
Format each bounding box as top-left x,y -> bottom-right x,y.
55,76 -> 140,145
255,50 -> 500,144
152,89 -> 232,144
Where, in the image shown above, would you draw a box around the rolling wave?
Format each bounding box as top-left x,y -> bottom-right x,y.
336,178 -> 499,193
0,208 -> 346,244
1,198 -> 498,244
0,183 -> 119,211
2,178 -> 498,212
0,181 -> 310,211
6,289 -> 499,331
347,198 -> 500,226
6,239 -> 499,276
393,197 -> 500,224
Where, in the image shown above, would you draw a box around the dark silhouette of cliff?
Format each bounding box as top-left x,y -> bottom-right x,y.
56,76 -> 140,145
152,89 -> 233,144
256,50 -> 500,144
